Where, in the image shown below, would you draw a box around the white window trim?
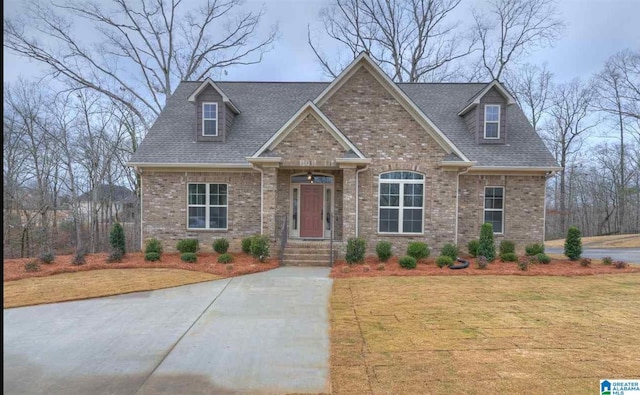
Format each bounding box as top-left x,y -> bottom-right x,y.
187,182 -> 228,230
378,172 -> 425,235
289,173 -> 334,239
202,102 -> 218,137
484,104 -> 500,139
484,186 -> 504,235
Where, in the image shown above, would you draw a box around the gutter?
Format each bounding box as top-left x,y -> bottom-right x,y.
127,162 -> 253,169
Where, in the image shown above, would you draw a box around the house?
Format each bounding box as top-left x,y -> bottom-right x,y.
78,184 -> 137,223
128,53 -> 560,258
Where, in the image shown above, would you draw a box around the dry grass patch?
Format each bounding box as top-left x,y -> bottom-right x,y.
545,233 -> 640,248
330,274 -> 640,394
4,268 -> 219,308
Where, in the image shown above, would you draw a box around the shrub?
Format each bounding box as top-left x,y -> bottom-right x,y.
406,242 -> 430,261
346,238 -> 366,264
213,238 -> 230,254
226,264 -> 234,271
467,240 -> 480,257
602,256 -> 613,266
376,263 -> 386,271
72,248 -> 87,265
341,265 -> 351,273
536,253 -> 551,264
145,252 -> 161,262
476,256 -> 488,269
517,256 -> 529,271
440,243 -> 458,260
500,252 -> 518,262
250,235 -> 270,262
39,252 -> 55,264
106,248 -> 123,263
24,260 -> 40,272
564,226 -> 582,261
525,243 -> 545,256
376,241 -> 392,262
177,239 -> 199,254
363,265 -> 371,272
614,260 -> 629,269
145,238 -> 163,255
241,237 -> 253,254
399,255 -> 417,269
436,255 -> 454,268
499,240 -> 515,255
478,223 -> 496,262
218,253 -> 234,264
109,222 -> 126,255
181,252 -> 197,263
580,257 -> 591,267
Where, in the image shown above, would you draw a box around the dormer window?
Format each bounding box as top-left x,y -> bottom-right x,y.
484,105 -> 500,139
203,103 -> 218,136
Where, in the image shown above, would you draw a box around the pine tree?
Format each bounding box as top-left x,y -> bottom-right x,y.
109,222 -> 126,255
564,226 -> 582,261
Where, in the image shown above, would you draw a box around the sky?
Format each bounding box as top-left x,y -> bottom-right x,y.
3,0 -> 639,85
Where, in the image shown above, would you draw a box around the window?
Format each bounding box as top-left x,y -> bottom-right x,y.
378,171 -> 424,234
484,105 -> 500,139
202,103 -> 218,136
484,187 -> 504,233
188,183 -> 227,229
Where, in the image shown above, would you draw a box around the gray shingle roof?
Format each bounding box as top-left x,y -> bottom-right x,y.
130,81 -> 557,168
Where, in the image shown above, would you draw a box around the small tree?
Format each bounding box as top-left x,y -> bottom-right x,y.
477,223 -> 496,262
109,222 -> 126,255
564,226 -> 582,261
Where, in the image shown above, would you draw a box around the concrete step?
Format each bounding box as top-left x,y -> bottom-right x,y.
282,259 -> 331,267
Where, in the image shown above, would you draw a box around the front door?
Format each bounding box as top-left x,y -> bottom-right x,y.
300,184 -> 324,238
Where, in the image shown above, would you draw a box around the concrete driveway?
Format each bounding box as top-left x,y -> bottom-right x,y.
546,247 -> 640,263
3,267 -> 332,395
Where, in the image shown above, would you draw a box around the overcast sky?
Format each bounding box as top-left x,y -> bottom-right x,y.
3,0 -> 639,84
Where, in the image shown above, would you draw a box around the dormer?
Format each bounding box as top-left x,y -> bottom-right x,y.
458,80 -> 516,145
187,78 -> 240,142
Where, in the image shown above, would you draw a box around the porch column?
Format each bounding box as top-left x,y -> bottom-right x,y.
341,166 -> 357,239
262,166 -> 278,240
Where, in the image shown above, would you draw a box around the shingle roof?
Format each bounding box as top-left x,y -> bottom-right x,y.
130,81 -> 557,168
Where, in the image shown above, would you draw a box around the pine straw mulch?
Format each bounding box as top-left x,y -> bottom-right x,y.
330,256 -> 640,278
3,252 -> 279,282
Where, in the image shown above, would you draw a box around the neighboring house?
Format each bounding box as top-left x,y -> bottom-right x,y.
79,184 -> 137,224
129,53 -> 560,256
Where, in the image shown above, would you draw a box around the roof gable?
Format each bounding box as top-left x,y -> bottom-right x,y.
187,78 -> 240,114
458,80 -> 516,116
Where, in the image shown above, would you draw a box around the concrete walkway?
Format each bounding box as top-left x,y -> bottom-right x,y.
3,267 -> 332,395
546,247 -> 640,263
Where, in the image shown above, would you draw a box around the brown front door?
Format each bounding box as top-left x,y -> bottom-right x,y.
300,184 -> 324,238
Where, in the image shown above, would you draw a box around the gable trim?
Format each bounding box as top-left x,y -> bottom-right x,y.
458,80 -> 516,116
313,52 -> 472,163
251,101 -> 366,159
187,78 -> 240,114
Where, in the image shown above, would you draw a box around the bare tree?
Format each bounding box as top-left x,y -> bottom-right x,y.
471,0 -> 565,81
505,62 -> 553,133
4,0 -> 277,126
309,0 -> 472,82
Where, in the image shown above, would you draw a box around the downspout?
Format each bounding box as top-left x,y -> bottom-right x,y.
251,165 -> 265,235
355,165 -> 369,237
138,167 -> 143,251
454,166 -> 471,245
543,171 -> 556,243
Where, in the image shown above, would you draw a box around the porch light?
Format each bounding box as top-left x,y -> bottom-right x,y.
307,171 -> 314,183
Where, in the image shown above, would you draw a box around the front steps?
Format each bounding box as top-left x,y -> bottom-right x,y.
282,240 -> 332,267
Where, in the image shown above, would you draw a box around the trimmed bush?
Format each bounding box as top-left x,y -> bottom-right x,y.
525,243 -> 545,256
517,256 -> 529,271
72,248 -> 87,266
241,237 -> 253,254
346,238 -> 366,264
436,255 -> 454,268
213,238 -> 230,254
39,252 -> 55,264
406,242 -> 430,261
500,252 -> 518,262
564,226 -> 582,261
376,263 -> 386,271
478,223 -> 496,262
218,253 -> 234,264
177,239 -> 199,254
580,257 -> 591,267
181,252 -> 197,263
476,256 -> 488,269
145,238 -> 163,255
399,255 -> 417,269
106,248 -> 123,263
467,240 -> 480,257
614,260 -> 628,269
440,243 -> 458,260
250,235 -> 270,262
109,222 -> 126,255
536,253 -> 551,264
602,256 -> 613,266
376,241 -> 392,262
499,240 -> 515,255
145,252 -> 161,262
25,260 -> 40,272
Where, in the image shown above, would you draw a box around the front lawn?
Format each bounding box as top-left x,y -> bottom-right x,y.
331,274 -> 640,394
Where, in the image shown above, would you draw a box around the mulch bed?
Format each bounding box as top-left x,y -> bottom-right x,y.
331,256 -> 640,278
3,252 -> 279,282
